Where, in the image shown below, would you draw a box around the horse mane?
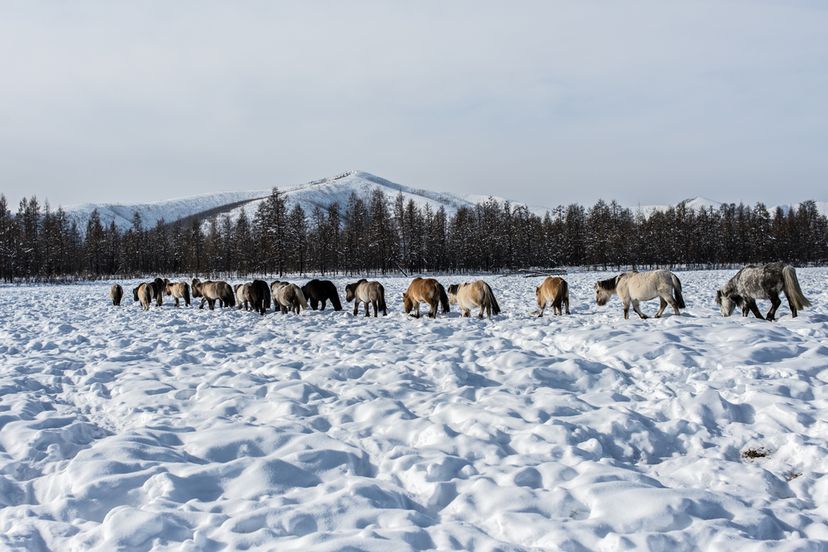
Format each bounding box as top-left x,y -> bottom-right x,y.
597,276 -> 619,291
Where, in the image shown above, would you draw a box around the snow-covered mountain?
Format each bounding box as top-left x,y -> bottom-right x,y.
65,171 -> 476,232
214,171 -> 476,228
64,172 -> 827,232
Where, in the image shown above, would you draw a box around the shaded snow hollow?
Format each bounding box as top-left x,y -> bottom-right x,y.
0,269 -> 826,550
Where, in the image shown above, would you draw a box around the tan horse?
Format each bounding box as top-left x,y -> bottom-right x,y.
164,279 -> 191,307
235,283 -> 252,311
595,270 -> 685,319
192,278 -> 236,310
447,280 -> 500,319
271,281 -> 308,314
110,284 -> 123,306
403,277 -> 450,318
345,279 -> 387,317
536,276 -> 570,317
132,283 -> 153,311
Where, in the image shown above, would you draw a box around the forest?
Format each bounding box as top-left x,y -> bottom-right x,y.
1,188 -> 826,282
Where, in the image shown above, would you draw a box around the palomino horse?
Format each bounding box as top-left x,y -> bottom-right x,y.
345,279 -> 387,317
595,270 -> 685,319
717,262 -> 810,320
271,281 -> 307,314
403,277 -> 450,319
132,282 -> 154,311
536,276 -> 570,316
302,279 -> 343,311
447,280 -> 500,319
163,279 -> 191,307
110,284 -> 123,306
192,278 -> 236,310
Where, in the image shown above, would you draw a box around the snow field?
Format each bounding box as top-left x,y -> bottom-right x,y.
0,269 -> 826,551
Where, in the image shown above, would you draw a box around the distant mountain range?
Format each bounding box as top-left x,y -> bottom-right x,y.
63,170 -> 827,232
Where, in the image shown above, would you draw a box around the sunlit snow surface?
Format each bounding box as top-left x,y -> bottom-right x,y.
0,270 -> 826,551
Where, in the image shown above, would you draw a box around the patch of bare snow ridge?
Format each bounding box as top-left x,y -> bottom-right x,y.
0,269 -> 826,551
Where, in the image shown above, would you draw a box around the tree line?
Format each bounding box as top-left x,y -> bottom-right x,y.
1,188 -> 826,282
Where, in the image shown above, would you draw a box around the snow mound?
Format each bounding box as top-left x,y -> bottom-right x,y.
1,269 -> 826,549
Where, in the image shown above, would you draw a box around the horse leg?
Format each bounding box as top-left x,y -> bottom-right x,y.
175,297 -> 180,307
208,298 -> 215,310
766,292 -> 781,321
365,300 -> 371,317
655,298 -> 667,318
782,289 -> 798,318
746,299 -> 764,320
623,298 -> 630,320
414,302 -> 420,318
321,299 -> 327,311
632,300 -> 648,319
478,304 -> 485,319
537,300 -> 546,317
564,297 -> 570,315
199,297 -> 206,309
353,301 -> 360,316
429,301 -> 437,318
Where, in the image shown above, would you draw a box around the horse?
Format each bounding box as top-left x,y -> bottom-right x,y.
595,270 -> 685,319
345,279 -> 387,317
234,283 -> 252,311
716,262 -> 811,321
110,284 -> 123,306
403,277 -> 450,319
302,279 -> 343,311
151,277 -> 165,306
132,282 -> 154,311
163,279 -> 191,307
447,280 -> 500,319
271,281 -> 308,314
535,276 -> 570,316
248,279 -> 271,315
192,278 -> 236,310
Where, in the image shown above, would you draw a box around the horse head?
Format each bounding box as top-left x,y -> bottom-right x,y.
345,283 -> 356,302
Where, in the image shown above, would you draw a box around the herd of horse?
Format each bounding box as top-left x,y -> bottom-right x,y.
109,262 -> 812,322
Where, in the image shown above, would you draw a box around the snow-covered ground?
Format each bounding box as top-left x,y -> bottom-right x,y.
0,269 -> 826,551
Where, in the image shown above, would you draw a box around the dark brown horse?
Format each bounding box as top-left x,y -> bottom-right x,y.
110,284 -> 123,306
302,279 -> 343,311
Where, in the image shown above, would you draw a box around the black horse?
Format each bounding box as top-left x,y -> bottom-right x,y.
301,279 -> 343,311
716,262 -> 811,321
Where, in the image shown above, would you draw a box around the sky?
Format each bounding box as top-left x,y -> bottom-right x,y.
1,1 -> 827,210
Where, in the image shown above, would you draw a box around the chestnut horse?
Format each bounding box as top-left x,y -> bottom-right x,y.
403,277 -> 449,318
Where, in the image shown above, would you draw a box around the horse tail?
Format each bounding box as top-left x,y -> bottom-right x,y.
378,284 -> 387,315
437,283 -> 450,313
554,279 -> 568,311
133,286 -> 139,302
183,283 -> 191,306
782,265 -> 811,311
331,288 -> 343,311
484,282 -> 501,315
295,286 -> 308,310
225,284 -> 236,308
671,273 -> 686,309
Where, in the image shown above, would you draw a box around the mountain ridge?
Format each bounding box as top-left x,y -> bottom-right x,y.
62,171 -> 827,231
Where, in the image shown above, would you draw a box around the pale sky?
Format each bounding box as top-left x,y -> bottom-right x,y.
1,1 -> 826,210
